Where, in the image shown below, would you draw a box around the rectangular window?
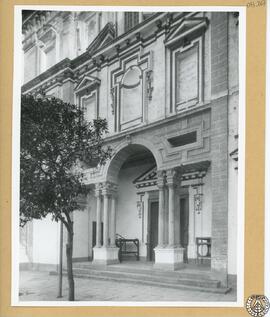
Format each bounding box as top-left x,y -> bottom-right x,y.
87,18 -> 97,44
82,93 -> 96,122
175,44 -> 199,106
24,46 -> 37,83
124,12 -> 139,32
168,131 -> 197,147
45,46 -> 56,69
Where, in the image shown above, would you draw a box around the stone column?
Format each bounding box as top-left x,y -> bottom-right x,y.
188,185 -> 196,260
110,191 -> 117,247
95,183 -> 102,248
154,168 -> 185,271
167,170 -> 176,246
102,186 -> 110,248
157,171 -> 165,247
93,182 -> 119,266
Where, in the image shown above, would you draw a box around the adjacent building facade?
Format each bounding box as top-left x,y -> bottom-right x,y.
20,10 -> 239,287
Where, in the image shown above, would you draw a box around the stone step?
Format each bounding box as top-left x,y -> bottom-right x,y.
54,270 -> 230,294
73,262 -> 215,281
71,267 -> 221,289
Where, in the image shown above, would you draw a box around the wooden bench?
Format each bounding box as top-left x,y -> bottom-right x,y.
115,235 -> 140,262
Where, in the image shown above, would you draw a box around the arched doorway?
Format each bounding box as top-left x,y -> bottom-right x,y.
116,145 -> 157,262
92,142 -> 210,269
92,143 -> 160,265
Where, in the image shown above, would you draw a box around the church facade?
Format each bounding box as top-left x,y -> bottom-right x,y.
20,10 -> 240,287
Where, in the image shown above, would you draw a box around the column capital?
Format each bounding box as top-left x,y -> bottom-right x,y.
111,183 -> 118,198
157,170 -> 166,188
94,183 -> 102,197
102,181 -> 118,196
166,168 -> 178,186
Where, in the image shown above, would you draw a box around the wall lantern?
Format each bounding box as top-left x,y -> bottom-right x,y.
194,177 -> 203,214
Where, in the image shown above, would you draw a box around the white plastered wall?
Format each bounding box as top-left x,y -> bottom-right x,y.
116,162 -> 154,257
32,216 -> 59,266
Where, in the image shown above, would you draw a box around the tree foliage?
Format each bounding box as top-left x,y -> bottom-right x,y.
20,94 -> 110,226
20,94 -> 111,300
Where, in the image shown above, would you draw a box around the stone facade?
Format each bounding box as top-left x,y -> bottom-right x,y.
21,10 -> 239,286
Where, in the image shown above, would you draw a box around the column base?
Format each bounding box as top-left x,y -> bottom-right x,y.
154,246 -> 185,271
92,246 -> 119,265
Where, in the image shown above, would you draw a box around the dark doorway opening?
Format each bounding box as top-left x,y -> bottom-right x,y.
148,201 -> 159,261
180,197 -> 189,263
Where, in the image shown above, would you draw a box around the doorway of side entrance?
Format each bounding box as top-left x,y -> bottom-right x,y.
180,196 -> 189,263
147,201 -> 158,261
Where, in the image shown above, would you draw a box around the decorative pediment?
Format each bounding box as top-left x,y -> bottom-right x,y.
87,22 -> 116,55
133,160 -> 211,190
134,165 -> 157,183
75,75 -> 100,93
165,17 -> 209,48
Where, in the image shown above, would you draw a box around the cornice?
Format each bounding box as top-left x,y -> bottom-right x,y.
22,58 -> 72,93
21,11 -> 199,94
103,102 -> 212,145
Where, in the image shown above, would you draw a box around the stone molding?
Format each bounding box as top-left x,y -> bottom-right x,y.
23,12 -> 198,94
164,17 -> 209,49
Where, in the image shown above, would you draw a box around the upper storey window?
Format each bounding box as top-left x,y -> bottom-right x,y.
76,12 -> 98,54
23,46 -> 37,83
123,12 -> 154,33
111,51 -> 153,132
124,12 -> 139,32
121,66 -> 142,124
75,75 -> 100,123
82,93 -> 97,123
164,17 -> 208,113
37,27 -> 58,71
173,41 -> 200,109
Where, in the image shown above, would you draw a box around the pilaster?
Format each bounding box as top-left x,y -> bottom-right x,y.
188,185 -> 196,259
156,170 -> 165,247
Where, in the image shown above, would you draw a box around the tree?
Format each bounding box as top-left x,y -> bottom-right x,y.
20,94 -> 111,301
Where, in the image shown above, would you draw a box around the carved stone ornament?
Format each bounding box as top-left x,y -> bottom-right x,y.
110,87 -> 115,115
157,170 -> 165,188
146,70 -> 153,101
166,168 -> 178,185
194,193 -> 202,214
126,134 -> 132,145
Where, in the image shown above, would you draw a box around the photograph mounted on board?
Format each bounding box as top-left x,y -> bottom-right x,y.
15,7 -> 245,305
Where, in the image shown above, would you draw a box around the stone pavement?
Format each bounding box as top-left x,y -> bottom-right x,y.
19,271 -> 237,302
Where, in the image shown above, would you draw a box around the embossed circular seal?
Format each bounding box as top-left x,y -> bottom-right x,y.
246,295 -> 270,317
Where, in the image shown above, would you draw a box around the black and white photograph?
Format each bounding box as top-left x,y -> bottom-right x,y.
14,6 -> 245,305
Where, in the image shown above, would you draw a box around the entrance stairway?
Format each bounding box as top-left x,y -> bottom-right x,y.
61,261 -> 231,294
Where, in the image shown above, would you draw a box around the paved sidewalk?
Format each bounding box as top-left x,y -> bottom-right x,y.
19,271 -> 237,302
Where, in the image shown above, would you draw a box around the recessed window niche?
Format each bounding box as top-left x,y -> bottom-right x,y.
120,65 -> 143,129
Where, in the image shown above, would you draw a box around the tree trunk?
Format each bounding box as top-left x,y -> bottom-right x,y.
66,224 -> 75,301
